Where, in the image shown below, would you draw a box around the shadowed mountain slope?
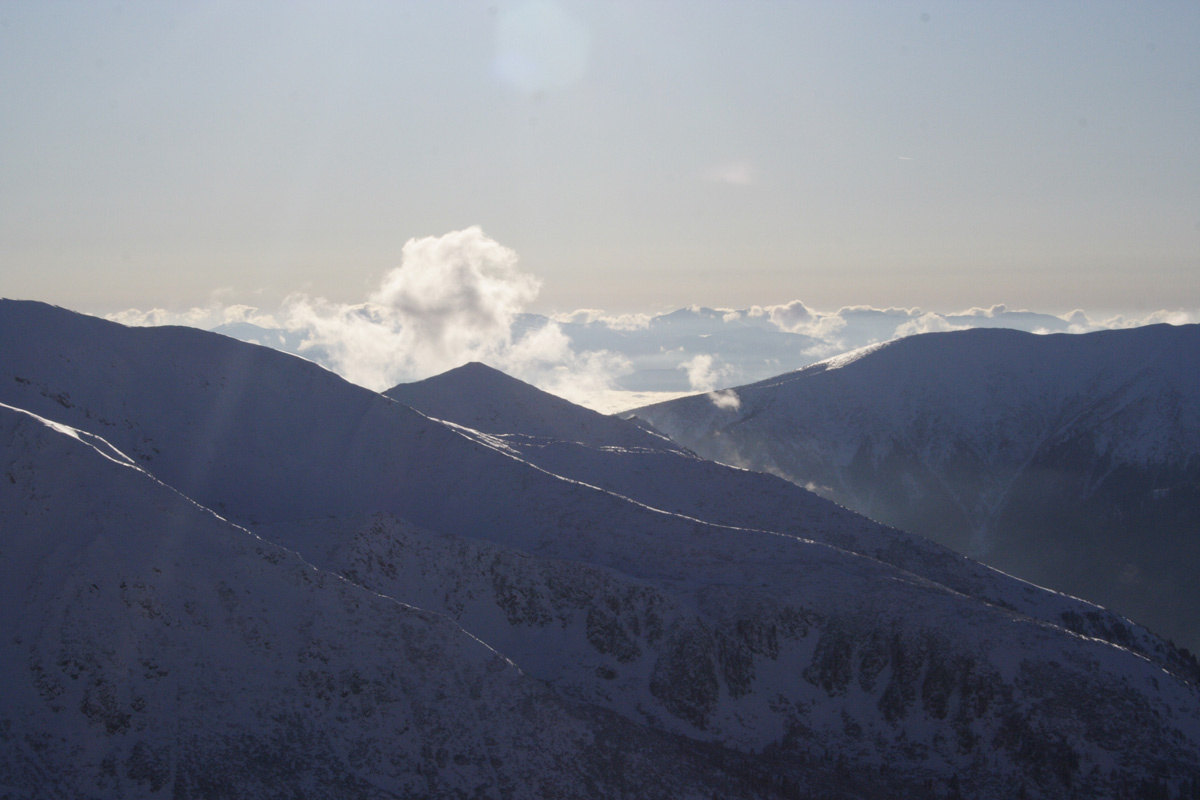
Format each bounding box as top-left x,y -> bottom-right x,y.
632,325 -> 1200,653
1,402 -> 811,799
385,361 -> 672,448
3,300 -> 1200,798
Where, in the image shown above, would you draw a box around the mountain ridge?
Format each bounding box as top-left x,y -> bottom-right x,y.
632,324 -> 1200,653
385,361 -> 674,449
3,299 -> 1200,798
6,402 -> 759,798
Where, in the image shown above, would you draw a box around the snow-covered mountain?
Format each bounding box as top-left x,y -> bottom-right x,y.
1,402 -> 738,798
385,361 -> 671,449
384,363 -> 1190,652
3,300 -> 1200,798
632,325 -> 1200,655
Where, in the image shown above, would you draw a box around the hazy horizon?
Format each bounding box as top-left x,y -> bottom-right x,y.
19,224 -> 1187,414
3,1 -> 1198,319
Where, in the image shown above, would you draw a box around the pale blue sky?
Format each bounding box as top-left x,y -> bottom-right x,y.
2,0 -> 1198,316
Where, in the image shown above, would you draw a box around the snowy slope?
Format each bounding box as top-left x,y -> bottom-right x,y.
633,325 -> 1200,652
2,305 -> 1175,670
3,300 -> 1200,798
2,402 -> 788,799
384,362 -> 1200,676
255,509 -> 1200,793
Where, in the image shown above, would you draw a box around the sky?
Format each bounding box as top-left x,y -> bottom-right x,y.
2,0 -> 1198,321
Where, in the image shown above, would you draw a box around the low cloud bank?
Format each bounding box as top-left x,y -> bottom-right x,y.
550,308 -> 652,331
107,302 -> 279,330
107,229 -> 1198,412
108,227 -> 628,404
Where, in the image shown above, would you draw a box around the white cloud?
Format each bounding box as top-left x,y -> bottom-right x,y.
552,308 -> 604,325
270,227 -> 550,389
525,348 -> 632,408
107,306 -> 217,328
836,304 -> 924,316
368,225 -> 538,359
107,302 -> 277,329
767,299 -> 815,330
504,319 -> 574,367
104,228 -> 645,404
551,308 -> 652,330
952,303 -> 1008,318
679,353 -> 731,392
1099,309 -> 1197,328
892,312 -> 969,338
102,246 -> 1200,414
492,321 -> 642,407
763,300 -> 849,341
1061,309 -> 1094,333
106,307 -> 186,327
708,389 -> 741,411
221,304 -> 279,327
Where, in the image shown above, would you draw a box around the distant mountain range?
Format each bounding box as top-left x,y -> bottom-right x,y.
632,325 -> 1200,656
516,305 -> 1089,392
3,300 -> 1199,799
213,303 -> 1096,395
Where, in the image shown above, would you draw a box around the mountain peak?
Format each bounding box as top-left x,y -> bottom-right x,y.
437,360 -> 521,383
385,362 -> 670,448
633,322 -> 1200,652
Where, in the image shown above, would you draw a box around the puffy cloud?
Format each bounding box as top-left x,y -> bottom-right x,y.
763,300 -> 849,341
378,227 -> 536,363
679,354 -> 731,392
106,303 -> 277,329
524,348 -> 633,409
105,228 -> 646,405
892,312 -> 969,338
1061,309 -> 1093,333
551,308 -> 652,330
552,308 -> 604,325
708,389 -> 741,411
767,299 -> 815,331
107,307 -> 199,327
101,229 -> 640,408
270,227 -> 555,389
274,299 -> 395,389
504,319 -> 574,368
952,303 -> 1008,318
1099,309 -> 1197,328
